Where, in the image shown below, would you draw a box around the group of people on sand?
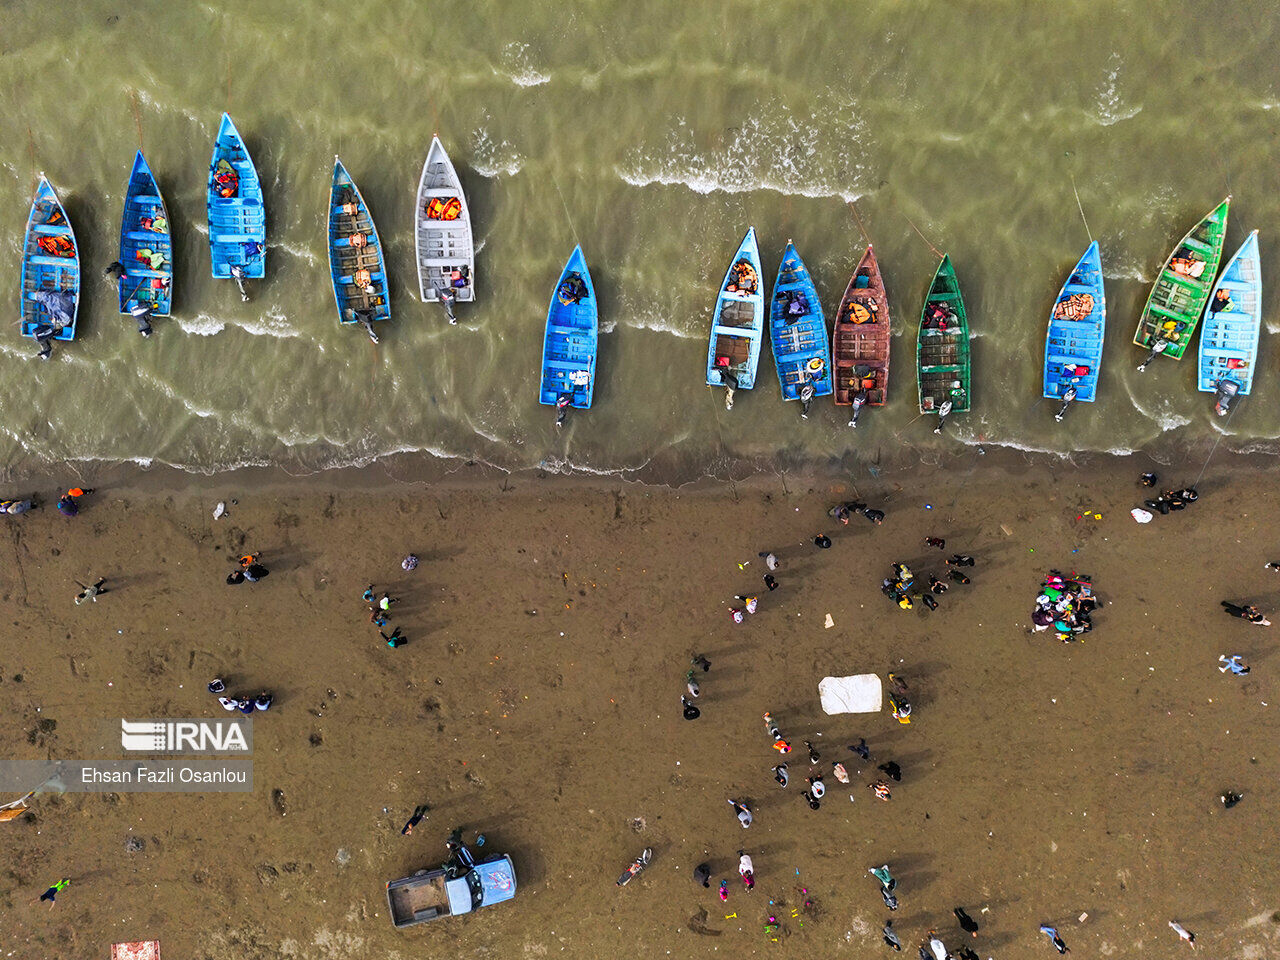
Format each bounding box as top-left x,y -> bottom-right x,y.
1030,571 -> 1099,641
881,545 -> 973,612
208,677 -> 273,714
363,554 -> 418,648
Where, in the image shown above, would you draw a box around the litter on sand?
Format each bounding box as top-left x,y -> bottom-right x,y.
824,613 -> 834,629
213,501 -> 226,520
112,943 -> 161,960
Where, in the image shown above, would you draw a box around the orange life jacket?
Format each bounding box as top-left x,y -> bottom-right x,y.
37,236 -> 73,257
426,196 -> 462,220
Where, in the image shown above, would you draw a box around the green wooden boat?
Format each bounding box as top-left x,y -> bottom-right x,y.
917,254 -> 971,416
1133,197 -> 1230,364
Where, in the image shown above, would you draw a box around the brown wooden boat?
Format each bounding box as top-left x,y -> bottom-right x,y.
832,245 -> 890,414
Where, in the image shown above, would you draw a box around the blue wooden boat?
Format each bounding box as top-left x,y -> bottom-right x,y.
20,175 -> 79,357
1198,229 -> 1261,414
327,156 -> 390,341
1043,240 -> 1105,421
118,151 -> 173,317
769,240 -> 832,406
206,113 -> 265,292
538,245 -> 598,419
706,227 -> 764,409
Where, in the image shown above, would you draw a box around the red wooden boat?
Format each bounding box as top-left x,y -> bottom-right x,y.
832,245 -> 890,421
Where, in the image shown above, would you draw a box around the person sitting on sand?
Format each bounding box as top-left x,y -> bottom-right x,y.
1222,601 -> 1270,625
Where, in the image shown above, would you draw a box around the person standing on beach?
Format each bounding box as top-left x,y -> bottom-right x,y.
868,864 -> 895,890
851,738 -> 871,760
380,627 -> 406,648
802,788 -> 821,810
927,932 -> 948,960
773,763 -> 789,787
946,554 -> 975,567
883,919 -> 903,951
764,573 -> 778,591
1039,925 -> 1069,953
954,906 -> 979,937
728,798 -> 753,828
401,804 -> 430,835
814,534 -> 832,549
763,712 -> 791,753
758,551 -> 779,571
735,595 -> 758,614
737,851 -> 754,890
73,578 -> 107,604
681,695 -> 700,720
924,537 -> 945,550
378,592 -> 398,612
1168,920 -> 1196,949
807,774 -> 826,800
881,884 -> 898,910
1221,601 -> 1270,625
691,653 -> 711,672
363,585 -> 376,603
870,779 -> 892,801
33,878 -> 70,907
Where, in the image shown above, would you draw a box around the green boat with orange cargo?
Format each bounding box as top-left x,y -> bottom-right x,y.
1133,197 -> 1230,368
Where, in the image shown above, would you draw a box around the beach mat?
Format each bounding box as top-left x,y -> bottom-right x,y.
818,674 -> 883,714
112,942 -> 160,960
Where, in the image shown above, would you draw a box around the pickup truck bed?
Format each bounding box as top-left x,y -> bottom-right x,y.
388,870 -> 450,925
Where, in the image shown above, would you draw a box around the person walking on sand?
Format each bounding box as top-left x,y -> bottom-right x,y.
728,798 -> 753,828
814,534 -> 832,549
730,606 -> 745,623
691,653 -> 711,672
681,695 -> 701,720
954,906 -> 979,937
925,537 -> 945,550
883,919 -> 903,951
34,878 -> 69,907
1219,654 -> 1251,675
758,551 -> 779,571
763,712 -> 791,753
802,788 -> 821,810
927,932 -> 948,960
879,761 -> 902,782
1168,920 -> 1196,949
832,761 -> 850,784
764,573 -> 778,591
737,851 -> 754,890
807,774 -> 825,800
380,627 -> 406,648
1039,925 -> 1069,954
773,763 -> 789,787
718,879 -> 729,902
946,554 -> 975,567
401,804 -> 430,835
1221,601 -> 1270,625
363,585 -> 376,603
735,595 -> 758,614
685,671 -> 700,698
378,592 -> 399,612
804,740 -> 820,765
851,737 -> 870,760
881,884 -> 898,910
870,779 -> 892,801
73,578 -> 107,604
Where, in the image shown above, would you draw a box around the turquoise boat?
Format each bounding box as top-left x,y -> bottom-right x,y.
1043,241 -> 1105,420
118,151 -> 173,317
706,228 -> 764,408
327,156 -> 390,341
768,240 -> 832,405
1198,230 -> 1261,414
20,175 -> 79,358
207,113 -> 265,292
538,245 -> 598,418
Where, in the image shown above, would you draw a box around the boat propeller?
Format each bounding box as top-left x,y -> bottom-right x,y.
433,287 -> 457,324
1214,379 -> 1239,417
555,394 -> 572,429
1054,385 -> 1077,422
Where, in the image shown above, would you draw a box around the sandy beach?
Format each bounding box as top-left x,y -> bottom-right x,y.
2,456 -> 1279,959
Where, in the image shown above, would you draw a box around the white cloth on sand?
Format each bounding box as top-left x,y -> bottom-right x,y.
818,674 -> 883,715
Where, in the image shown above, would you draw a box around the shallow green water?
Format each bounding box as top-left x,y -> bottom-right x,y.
1,1 -> 1278,481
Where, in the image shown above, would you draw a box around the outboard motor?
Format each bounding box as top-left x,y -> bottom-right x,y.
1214,378 -> 1240,417
1136,338 -> 1168,372
437,287 -> 457,325
933,399 -> 953,435
130,305 -> 153,338
351,309 -> 379,344
555,394 -> 572,428
230,264 -> 249,302
721,370 -> 738,411
32,323 -> 59,360
799,377 -> 815,420
1054,385 -> 1078,423
848,390 -> 867,429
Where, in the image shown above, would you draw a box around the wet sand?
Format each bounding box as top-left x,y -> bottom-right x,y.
2,458 -> 1279,959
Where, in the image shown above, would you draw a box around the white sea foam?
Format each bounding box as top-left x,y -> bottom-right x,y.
497,42 -> 550,87
471,126 -> 524,178
1092,55 -> 1142,126
175,313 -> 226,336
274,239 -> 322,266
623,313 -> 699,339
619,112 -> 867,202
